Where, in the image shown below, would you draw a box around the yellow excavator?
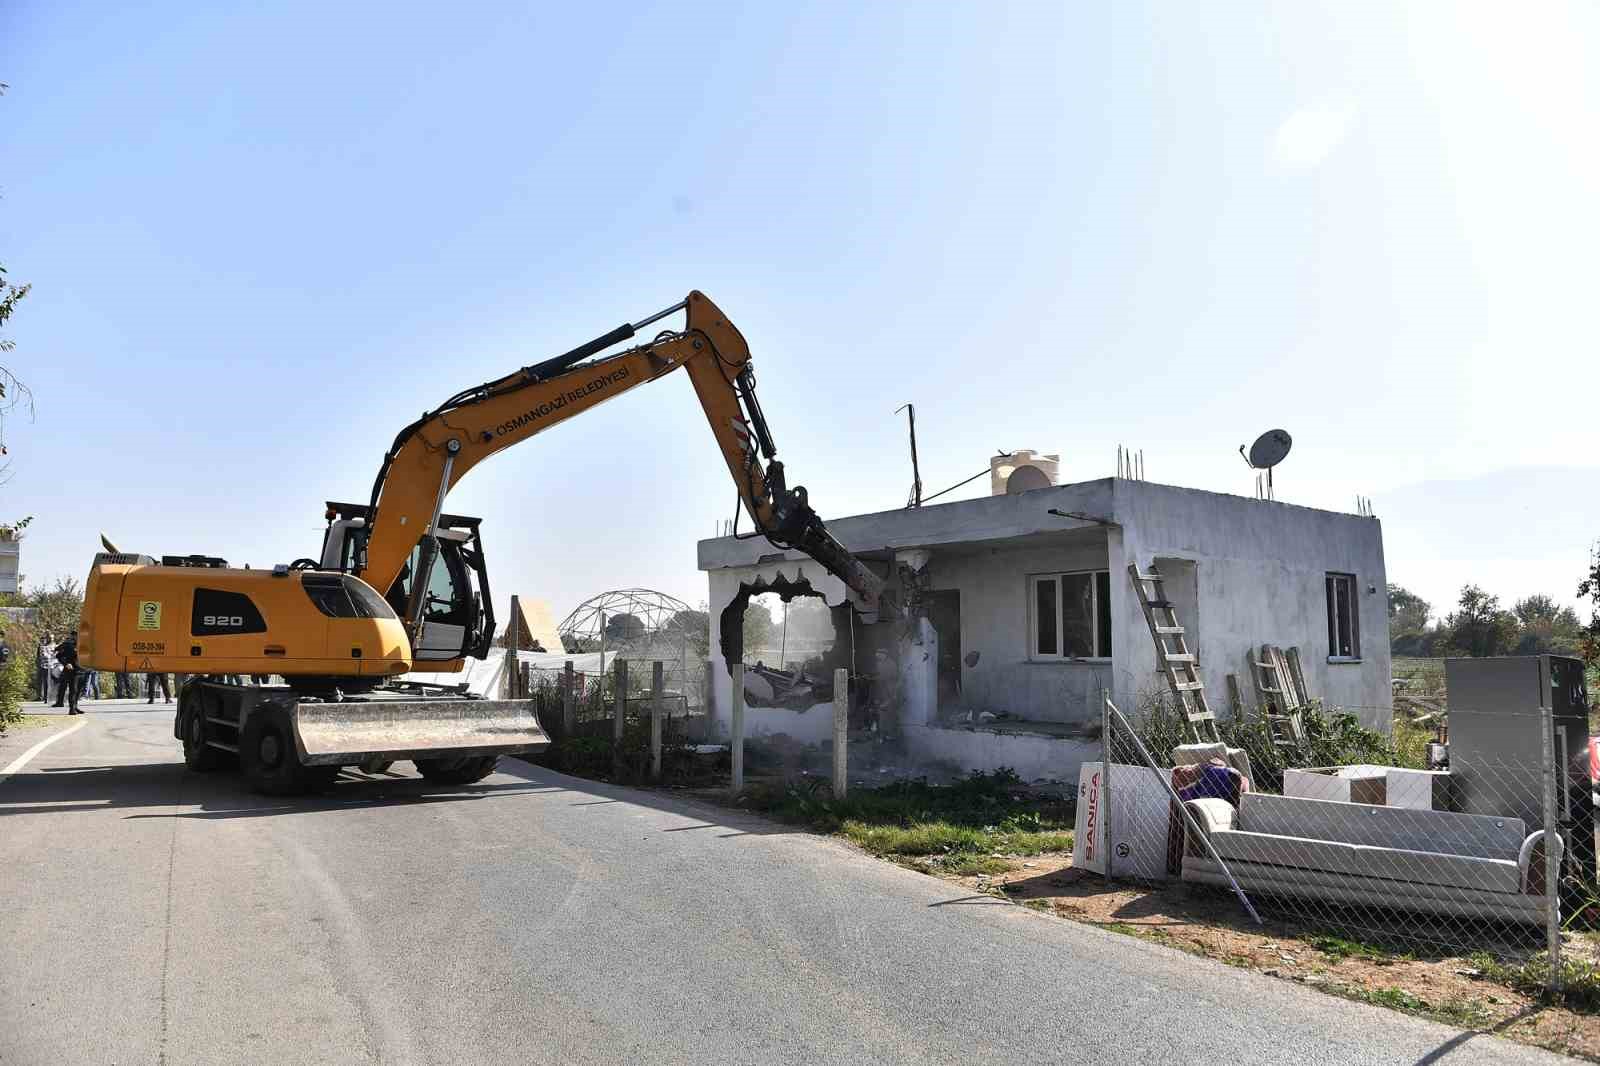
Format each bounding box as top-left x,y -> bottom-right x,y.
80,292 -> 885,793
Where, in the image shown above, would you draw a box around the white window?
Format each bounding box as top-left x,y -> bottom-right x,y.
1030,571 -> 1112,659
1326,572 -> 1360,659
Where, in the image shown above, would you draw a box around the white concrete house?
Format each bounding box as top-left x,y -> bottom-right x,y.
697,476 -> 1390,782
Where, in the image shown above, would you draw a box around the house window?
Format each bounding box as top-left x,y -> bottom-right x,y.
1326,572 -> 1360,659
1030,571 -> 1112,659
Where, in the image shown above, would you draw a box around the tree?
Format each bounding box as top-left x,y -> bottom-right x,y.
741,600 -> 775,658
18,576 -> 84,642
1579,543 -> 1600,665
1511,594 -> 1583,656
1387,584 -> 1436,655
1442,584 -> 1517,658
602,612 -> 645,643
1387,585 -> 1431,634
665,609 -> 711,659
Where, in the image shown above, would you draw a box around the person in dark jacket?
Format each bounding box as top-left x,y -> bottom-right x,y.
53,634 -> 84,715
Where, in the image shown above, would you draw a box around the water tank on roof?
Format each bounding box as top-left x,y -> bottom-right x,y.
990,450 -> 1060,496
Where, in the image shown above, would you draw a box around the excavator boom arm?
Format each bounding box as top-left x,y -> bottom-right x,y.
360,291 -> 883,625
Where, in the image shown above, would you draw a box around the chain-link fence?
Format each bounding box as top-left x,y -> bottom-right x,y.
520,658 -> 710,744
1092,696 -> 1593,993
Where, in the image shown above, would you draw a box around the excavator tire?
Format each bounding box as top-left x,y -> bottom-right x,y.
241,703 -> 339,795
413,755 -> 499,785
179,691 -> 226,773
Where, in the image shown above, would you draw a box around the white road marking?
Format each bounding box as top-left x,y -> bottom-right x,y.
0,718 -> 89,782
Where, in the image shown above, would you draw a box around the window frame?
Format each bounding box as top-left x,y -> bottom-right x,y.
1325,571 -> 1361,661
1028,569 -> 1113,661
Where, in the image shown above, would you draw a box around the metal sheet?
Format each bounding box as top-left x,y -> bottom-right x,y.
291,700 -> 550,766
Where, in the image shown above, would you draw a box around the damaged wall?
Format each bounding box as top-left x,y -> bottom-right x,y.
698,475 -> 1391,780
704,560 -> 858,745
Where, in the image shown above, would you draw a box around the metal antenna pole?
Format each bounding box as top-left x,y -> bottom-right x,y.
895,403 -> 922,507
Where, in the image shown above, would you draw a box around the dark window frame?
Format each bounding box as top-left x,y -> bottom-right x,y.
1028,570 -> 1113,660
1325,571 -> 1360,660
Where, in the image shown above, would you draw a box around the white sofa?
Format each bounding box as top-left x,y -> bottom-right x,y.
1181,792 -> 1560,923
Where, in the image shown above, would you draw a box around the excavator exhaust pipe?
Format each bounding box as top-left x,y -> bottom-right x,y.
291,699 -> 550,766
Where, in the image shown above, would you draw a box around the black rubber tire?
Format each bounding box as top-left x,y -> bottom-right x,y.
179,694 -> 226,772
241,704 -> 335,795
412,755 -> 499,785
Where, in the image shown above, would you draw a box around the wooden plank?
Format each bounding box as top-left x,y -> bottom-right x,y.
1285,646 -> 1310,704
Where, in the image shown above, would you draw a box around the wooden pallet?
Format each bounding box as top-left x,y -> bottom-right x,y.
1128,563 -> 1219,744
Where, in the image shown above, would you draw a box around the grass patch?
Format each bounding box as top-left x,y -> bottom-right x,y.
939,854 -> 1016,876
1358,986 -> 1428,1012
1334,983 -> 1492,1028
741,768 -> 1074,860
1305,933 -> 1413,964
1469,951 -> 1600,1013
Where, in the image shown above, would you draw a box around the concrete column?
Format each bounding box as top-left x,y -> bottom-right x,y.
651,661 -> 664,781
562,660 -> 576,740
702,659 -> 715,741
897,616 -> 939,728
730,663 -> 745,792
832,667 -> 848,798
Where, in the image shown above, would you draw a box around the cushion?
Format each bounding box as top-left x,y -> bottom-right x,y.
1209,829 -> 1522,894
1241,792 -> 1523,859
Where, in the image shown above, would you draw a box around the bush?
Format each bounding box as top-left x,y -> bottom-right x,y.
0,639 -> 30,733
1131,693 -> 1415,794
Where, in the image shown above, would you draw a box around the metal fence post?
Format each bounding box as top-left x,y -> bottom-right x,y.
1541,702 -> 1563,995
614,658 -> 628,743
651,660 -> 664,782
832,667 -> 848,798
1105,697 -> 1261,926
562,660 -> 576,739
702,659 -> 715,741
1102,691 -> 1113,884
730,663 -> 745,792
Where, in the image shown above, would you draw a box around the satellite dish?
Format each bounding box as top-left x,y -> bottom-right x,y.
1240,429 -> 1292,500
1246,429 -> 1293,469
1004,465 -> 1052,494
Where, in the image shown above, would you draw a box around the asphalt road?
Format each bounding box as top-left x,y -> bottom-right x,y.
0,704 -> 1569,1065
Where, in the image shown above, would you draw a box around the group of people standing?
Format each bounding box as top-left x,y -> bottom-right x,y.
19,632 -> 173,714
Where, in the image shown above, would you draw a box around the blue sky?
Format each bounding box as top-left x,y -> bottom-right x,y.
2,1 -> 1596,625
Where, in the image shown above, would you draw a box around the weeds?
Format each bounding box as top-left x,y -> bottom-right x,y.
1304,934 -> 1412,964
740,768 -> 1074,861
1469,951 -> 1600,1012
1131,693 -> 1422,794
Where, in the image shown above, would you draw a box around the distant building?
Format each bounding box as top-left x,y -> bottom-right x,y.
0,533 -> 19,596
697,474 -> 1389,782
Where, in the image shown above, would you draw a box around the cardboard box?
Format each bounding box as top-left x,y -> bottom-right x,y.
1283,765 -> 1388,806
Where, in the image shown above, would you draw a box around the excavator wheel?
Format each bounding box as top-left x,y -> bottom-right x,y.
179,691 -> 226,773
241,704 -> 339,795
412,755 -> 499,785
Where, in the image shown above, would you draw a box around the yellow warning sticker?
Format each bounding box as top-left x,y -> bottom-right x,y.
137,600 -> 163,631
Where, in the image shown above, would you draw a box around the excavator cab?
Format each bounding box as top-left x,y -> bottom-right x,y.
320,502 -> 496,663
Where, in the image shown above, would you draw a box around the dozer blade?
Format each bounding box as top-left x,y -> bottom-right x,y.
291,699 -> 550,767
